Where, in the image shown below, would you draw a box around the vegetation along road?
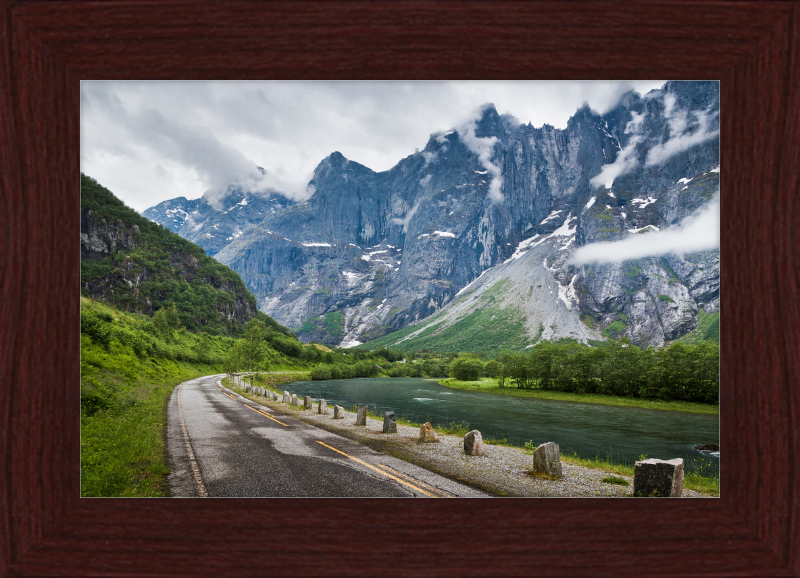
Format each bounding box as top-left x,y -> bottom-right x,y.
166,374 -> 487,497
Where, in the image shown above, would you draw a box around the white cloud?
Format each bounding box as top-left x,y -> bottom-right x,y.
453,104 -> 504,202
571,193 -> 719,264
390,202 -> 421,233
645,94 -> 719,166
589,111 -> 647,189
81,80 -> 666,212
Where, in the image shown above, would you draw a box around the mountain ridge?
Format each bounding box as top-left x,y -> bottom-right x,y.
143,81 -> 720,348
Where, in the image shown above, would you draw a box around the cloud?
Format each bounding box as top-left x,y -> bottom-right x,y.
645,101 -> 719,166
453,104 -> 504,202
81,81 -> 667,212
571,193 -> 719,264
590,111 -> 647,189
390,202 -> 421,233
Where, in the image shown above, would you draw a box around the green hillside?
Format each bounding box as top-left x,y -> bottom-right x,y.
675,309 -> 720,345
361,280 -> 532,354
81,174 -> 265,336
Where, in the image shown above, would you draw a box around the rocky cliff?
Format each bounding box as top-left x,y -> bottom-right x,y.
146,81 -> 720,348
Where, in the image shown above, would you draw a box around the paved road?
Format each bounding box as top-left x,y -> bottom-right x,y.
167,375 -> 487,497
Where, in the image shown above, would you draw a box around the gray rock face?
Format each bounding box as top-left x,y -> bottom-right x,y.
355,406 -> 368,426
148,82 -> 720,348
633,458 -> 684,497
333,405 -> 344,419
304,395 -> 313,410
318,399 -> 328,414
533,442 -> 563,477
419,422 -> 439,443
142,189 -> 295,257
383,411 -> 397,434
463,430 -> 485,456
283,391 -> 291,404
291,394 -> 299,406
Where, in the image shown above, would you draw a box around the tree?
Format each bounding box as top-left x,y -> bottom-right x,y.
449,357 -> 484,381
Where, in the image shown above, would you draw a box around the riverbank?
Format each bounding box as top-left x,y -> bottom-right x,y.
226,380 -> 715,498
437,378 -> 720,415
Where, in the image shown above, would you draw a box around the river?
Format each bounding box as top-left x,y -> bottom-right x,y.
283,377 -> 720,476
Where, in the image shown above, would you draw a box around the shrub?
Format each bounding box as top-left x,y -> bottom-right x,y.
448,357 -> 484,381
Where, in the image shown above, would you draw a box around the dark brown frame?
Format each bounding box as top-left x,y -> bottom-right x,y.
2,1 -> 798,576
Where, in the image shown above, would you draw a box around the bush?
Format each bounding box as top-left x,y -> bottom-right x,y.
449,357 -> 484,381
310,365 -> 332,380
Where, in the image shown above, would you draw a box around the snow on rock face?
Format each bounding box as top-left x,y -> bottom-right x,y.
148,83 -> 719,348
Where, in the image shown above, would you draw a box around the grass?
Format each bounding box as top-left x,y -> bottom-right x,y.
81,367 -> 211,497
437,378 -> 719,415
559,451 -> 719,496
601,475 -> 630,486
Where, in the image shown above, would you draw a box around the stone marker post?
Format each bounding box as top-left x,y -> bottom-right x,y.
283,391 -> 290,404
291,394 -> 299,406
245,385 -> 251,393
304,396 -> 313,410
333,405 -> 344,419
418,422 -> 439,443
463,430 -> 485,456
318,399 -> 328,414
533,442 -> 563,476
383,411 -> 397,434
633,458 -> 684,497
356,405 -> 368,426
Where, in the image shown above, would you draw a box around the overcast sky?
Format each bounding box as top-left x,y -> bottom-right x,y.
80,80 -> 667,213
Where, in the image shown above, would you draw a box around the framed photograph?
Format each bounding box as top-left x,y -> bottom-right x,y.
2,1 -> 798,575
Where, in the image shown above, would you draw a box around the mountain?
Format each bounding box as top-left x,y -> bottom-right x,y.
142,186 -> 295,256
81,174 -> 264,335
144,81 -> 720,349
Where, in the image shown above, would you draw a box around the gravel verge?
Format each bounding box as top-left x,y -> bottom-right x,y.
231,383 -> 707,498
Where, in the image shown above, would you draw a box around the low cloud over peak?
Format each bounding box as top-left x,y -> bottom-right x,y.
571,193 -> 720,265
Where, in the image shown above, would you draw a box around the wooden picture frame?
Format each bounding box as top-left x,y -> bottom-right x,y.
1,1 -> 797,575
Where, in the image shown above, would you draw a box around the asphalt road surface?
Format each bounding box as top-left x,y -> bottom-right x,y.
167,375 -> 487,497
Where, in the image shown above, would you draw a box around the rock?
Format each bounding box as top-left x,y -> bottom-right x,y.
418,422 -> 439,443
633,458 -> 684,497
318,399 -> 328,414
463,430 -> 485,456
304,396 -> 313,410
245,385 -> 251,393
383,411 -> 397,434
291,394 -> 299,406
695,444 -> 719,452
283,391 -> 290,404
333,405 -> 344,419
355,405 -> 368,426
533,442 -> 563,476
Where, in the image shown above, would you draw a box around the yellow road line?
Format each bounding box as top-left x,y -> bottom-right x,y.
315,441 -> 437,497
372,463 -> 451,497
217,383 -> 288,427
244,404 -> 288,427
